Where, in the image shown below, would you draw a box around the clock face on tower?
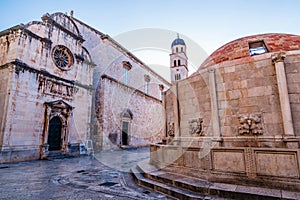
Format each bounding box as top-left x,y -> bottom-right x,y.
52,45 -> 74,70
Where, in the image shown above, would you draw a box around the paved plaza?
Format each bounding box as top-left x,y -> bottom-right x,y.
0,147 -> 172,200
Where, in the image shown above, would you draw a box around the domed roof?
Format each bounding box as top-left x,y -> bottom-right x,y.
200,33 -> 300,69
171,35 -> 186,47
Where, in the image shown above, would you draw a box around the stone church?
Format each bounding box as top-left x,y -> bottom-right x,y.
0,12 -> 170,163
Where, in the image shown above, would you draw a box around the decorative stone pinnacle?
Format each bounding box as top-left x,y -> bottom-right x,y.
272,51 -> 286,63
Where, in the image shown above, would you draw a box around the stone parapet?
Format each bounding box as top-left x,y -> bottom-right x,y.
150,143 -> 300,191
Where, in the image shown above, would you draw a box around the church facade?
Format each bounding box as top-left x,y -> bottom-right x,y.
0,12 -> 170,163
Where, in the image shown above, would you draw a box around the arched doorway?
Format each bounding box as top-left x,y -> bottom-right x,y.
121,109 -> 133,146
122,121 -> 129,146
48,116 -> 62,151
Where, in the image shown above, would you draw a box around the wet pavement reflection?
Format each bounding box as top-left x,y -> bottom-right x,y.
0,147 -> 171,200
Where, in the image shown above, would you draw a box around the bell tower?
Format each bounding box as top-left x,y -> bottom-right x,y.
170,34 -> 188,83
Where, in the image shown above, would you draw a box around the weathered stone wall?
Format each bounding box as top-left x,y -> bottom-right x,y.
73,18 -> 170,100
165,51 -> 300,148
73,16 -> 171,150
213,55 -> 281,141
98,76 -> 165,150
0,30 -> 19,65
165,73 -> 211,138
165,87 -> 175,136
2,66 -> 48,150
0,66 -> 12,150
178,73 -> 211,136
285,52 -> 300,135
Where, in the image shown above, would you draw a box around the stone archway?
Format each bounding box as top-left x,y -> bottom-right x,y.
47,116 -> 62,151
41,100 -> 73,158
121,109 -> 133,146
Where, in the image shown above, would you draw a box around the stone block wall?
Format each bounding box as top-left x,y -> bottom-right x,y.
0,30 -> 19,65
0,66 -> 12,150
165,50 -> 300,148
74,18 -> 170,101
98,76 -> 165,150
214,55 -> 282,141
285,53 -> 300,135
165,72 -> 211,138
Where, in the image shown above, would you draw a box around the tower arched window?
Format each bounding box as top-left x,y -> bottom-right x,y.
174,60 -> 177,67
181,47 -> 183,52
176,47 -> 178,53
178,60 -> 181,66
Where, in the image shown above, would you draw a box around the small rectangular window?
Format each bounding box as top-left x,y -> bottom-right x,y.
249,41 -> 268,56
145,81 -> 149,94
124,68 -> 128,84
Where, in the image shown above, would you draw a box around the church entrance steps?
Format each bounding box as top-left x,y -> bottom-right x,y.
131,160 -> 300,200
46,151 -> 77,160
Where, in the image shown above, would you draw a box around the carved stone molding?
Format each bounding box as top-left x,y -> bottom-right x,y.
42,100 -> 73,153
144,74 -> 151,82
167,122 -> 175,137
238,114 -> 263,136
189,118 -> 204,136
272,52 -> 286,63
38,75 -> 78,100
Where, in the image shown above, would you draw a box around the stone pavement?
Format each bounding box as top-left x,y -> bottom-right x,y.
0,147 -> 172,200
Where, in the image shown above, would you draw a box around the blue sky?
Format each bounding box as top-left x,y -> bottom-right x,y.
1,0 -> 300,77
1,0 -> 300,54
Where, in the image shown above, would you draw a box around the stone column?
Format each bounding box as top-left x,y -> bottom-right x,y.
272,52 -> 295,137
175,82 -> 181,138
208,69 -> 221,139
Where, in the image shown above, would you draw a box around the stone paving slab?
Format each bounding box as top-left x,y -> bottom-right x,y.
0,148 -> 172,200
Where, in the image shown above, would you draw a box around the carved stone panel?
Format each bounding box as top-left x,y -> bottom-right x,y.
38,75 -> 78,100
167,122 -> 175,137
189,118 -> 204,136
238,114 -> 263,135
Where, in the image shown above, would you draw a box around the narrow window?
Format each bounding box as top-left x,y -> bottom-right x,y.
124,68 -> 128,84
176,47 -> 178,53
174,60 -> 177,67
249,41 -> 268,56
122,61 -> 132,84
159,84 -> 164,100
178,60 -> 181,66
181,47 -> 183,52
145,81 -> 149,94
144,75 -> 150,94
